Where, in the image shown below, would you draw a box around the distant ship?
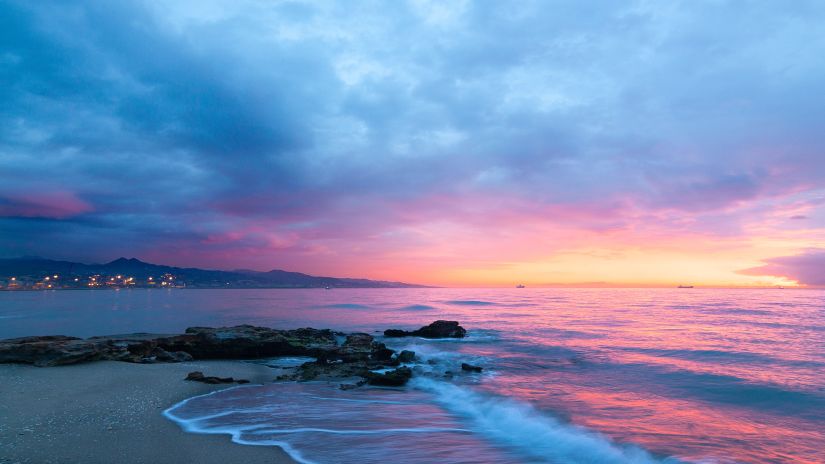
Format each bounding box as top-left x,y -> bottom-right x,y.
516,284 -> 526,288
677,285 -> 694,288
324,285 -> 331,290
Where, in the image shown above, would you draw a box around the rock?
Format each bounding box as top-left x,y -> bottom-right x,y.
339,380 -> 367,390
184,370 -> 244,384
164,325 -> 338,359
291,359 -> 372,381
461,363 -> 483,372
0,325 -> 339,367
414,321 -> 466,338
343,333 -> 373,350
397,350 -> 415,363
152,348 -> 193,363
383,321 -> 466,339
334,333 -> 374,363
383,329 -> 408,337
365,367 -> 413,386
370,342 -> 395,362
0,336 -> 112,367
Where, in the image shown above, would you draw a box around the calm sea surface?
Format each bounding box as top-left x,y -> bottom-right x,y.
1,288 -> 823,463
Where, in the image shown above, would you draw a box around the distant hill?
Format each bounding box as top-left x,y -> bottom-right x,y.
0,257 -> 424,289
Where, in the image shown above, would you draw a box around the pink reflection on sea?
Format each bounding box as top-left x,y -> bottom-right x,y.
3,288 -> 824,463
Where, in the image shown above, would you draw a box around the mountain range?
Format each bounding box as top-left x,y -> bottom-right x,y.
0,257 -> 423,289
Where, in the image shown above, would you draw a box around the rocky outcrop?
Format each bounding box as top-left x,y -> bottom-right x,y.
286,332 -> 407,384
0,325 -> 337,367
383,320 -> 467,339
158,325 -> 337,360
0,336 -> 113,367
0,321 -> 471,389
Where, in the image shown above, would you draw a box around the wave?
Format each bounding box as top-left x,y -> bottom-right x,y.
246,356 -> 316,368
164,383 -> 522,463
444,300 -> 496,306
399,304 -> 437,311
590,360 -> 825,419
411,378 -> 682,464
316,303 -> 372,309
164,378 -> 681,464
618,347 -> 825,369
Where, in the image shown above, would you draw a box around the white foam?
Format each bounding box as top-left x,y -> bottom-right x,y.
411,377 -> 683,464
163,386 -> 319,464
163,375 -> 684,463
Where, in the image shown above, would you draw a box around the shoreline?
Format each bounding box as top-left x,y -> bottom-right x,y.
0,361 -> 298,464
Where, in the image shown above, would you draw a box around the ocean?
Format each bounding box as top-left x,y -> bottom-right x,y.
1,288 -> 823,463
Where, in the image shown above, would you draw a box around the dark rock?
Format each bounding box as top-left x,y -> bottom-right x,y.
461,363 -> 483,372
0,335 -> 112,367
165,325 -> 338,359
334,333 -> 374,363
0,325 -> 341,367
343,333 -> 373,350
383,321 -> 466,339
383,329 -> 408,338
151,347 -> 193,363
184,370 -> 243,384
339,380 -> 367,390
370,342 -> 395,361
414,321 -> 466,338
291,359 -> 372,381
397,350 -> 416,363
365,367 -> 413,386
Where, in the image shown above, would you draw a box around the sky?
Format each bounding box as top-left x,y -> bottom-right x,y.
1,0 -> 824,287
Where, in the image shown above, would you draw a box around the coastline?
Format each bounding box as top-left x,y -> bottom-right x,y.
0,360 -> 298,464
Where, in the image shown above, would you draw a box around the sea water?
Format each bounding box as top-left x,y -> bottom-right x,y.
1,288 -> 823,463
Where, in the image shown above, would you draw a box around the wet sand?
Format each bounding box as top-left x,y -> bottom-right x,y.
0,361 -> 298,464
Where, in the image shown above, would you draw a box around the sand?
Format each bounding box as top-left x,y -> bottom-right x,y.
0,361 -> 298,464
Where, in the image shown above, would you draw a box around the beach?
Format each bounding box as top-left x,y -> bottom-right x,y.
0,360 -> 297,464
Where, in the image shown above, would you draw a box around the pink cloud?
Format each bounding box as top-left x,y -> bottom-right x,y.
739,249 -> 825,286
0,191 -> 93,219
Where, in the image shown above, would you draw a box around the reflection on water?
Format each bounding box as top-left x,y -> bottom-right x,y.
3,288 -> 824,463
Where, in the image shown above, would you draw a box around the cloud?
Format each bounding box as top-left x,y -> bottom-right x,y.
0,191 -> 92,219
1,0 -> 824,280
739,249 -> 825,286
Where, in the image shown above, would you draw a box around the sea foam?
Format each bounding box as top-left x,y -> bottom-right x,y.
411,377 -> 683,464
164,377 -> 683,464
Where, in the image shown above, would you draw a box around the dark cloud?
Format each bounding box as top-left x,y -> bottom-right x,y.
1,0 -> 824,273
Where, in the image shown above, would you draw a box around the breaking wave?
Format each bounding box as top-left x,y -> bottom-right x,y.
411,378 -> 683,464
164,377 -> 682,464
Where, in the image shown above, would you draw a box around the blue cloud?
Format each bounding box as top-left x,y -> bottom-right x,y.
1,0 -> 824,268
